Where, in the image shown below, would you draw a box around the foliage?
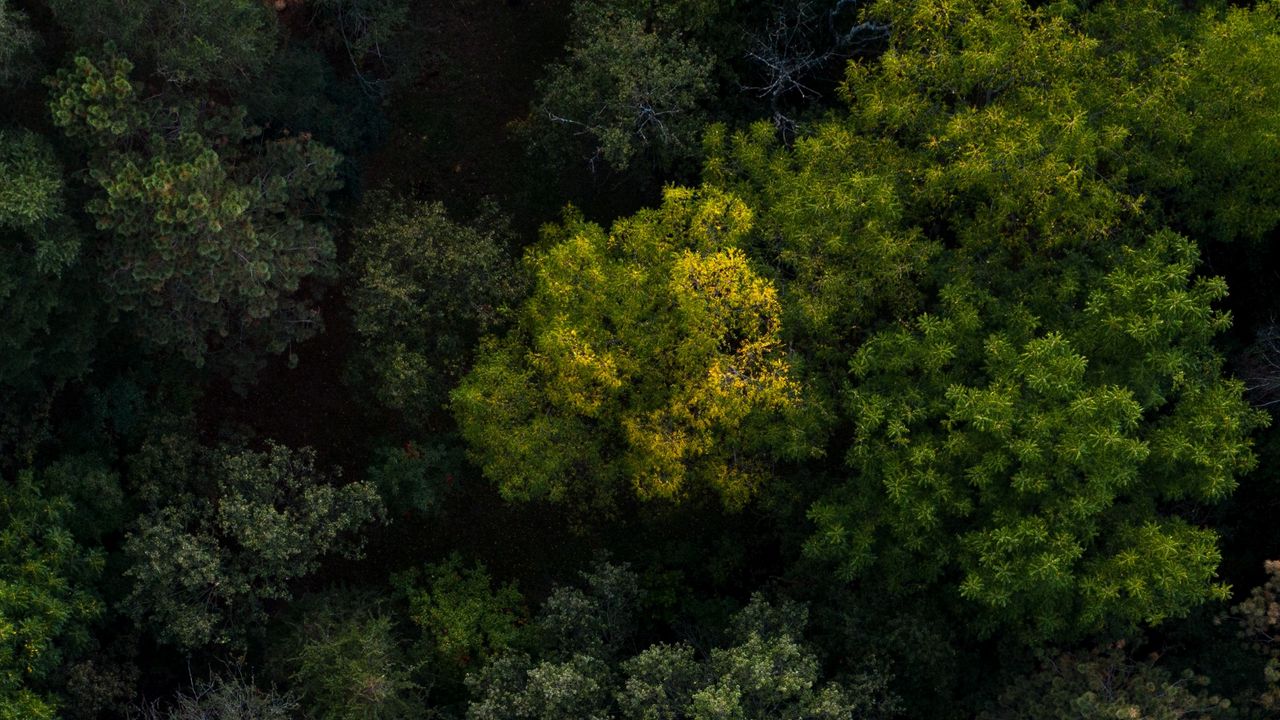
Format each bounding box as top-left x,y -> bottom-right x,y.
278,591 -> 423,720
48,51 -> 341,371
527,1 -> 715,175
0,473 -> 103,720
39,454 -> 127,544
366,442 -> 460,516
122,437 -> 382,650
1225,560 -> 1280,712
63,651 -> 140,720
980,643 -> 1229,720
0,1 -> 36,88
454,188 -> 817,510
467,562 -> 896,720
824,0 -> 1280,249
704,120 -> 937,375
0,128 -> 97,393
702,0 -> 1271,642
1089,0 -> 1280,243
397,555 -> 524,670
45,0 -> 278,87
806,232 -> 1264,640
0,130 -> 63,232
533,560 -> 639,659
349,196 -> 524,426
0,0 -> 1278,715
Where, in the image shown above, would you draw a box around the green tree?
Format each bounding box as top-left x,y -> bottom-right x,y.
0,1 -> 37,88
348,196 -> 524,427
122,436 -> 382,650
0,128 -> 98,394
700,0 -> 1269,641
467,562 -> 895,720
806,232 -> 1263,640
366,441 -> 460,517
704,120 -> 938,378
454,188 -> 818,510
0,473 -> 103,720
527,1 -> 715,175
45,0 -> 277,87
533,560 -> 638,659
1167,0 -> 1280,243
397,555 -> 524,670
48,51 -> 341,371
277,591 -> 423,720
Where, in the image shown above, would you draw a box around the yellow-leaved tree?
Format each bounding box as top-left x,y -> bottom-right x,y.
453,188 -> 819,511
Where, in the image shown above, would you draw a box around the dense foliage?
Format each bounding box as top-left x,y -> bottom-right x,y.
5,0 -> 1280,718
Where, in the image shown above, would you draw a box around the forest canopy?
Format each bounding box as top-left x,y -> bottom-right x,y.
4,0 -> 1280,718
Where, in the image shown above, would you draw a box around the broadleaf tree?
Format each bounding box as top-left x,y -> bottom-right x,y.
454,188 -> 819,510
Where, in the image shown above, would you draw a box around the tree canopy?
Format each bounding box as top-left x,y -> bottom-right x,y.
454,188 -> 818,509
3,0 -> 1280,717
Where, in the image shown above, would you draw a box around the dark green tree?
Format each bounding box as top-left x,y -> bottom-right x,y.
45,0 -> 278,87
467,562 -> 896,720
0,128 -> 97,394
122,436 -> 382,650
0,1 -> 37,88
348,196 -> 523,427
396,555 -> 524,671
48,51 -> 341,371
527,0 -> 715,175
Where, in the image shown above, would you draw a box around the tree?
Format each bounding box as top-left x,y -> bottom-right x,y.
1081,0 -> 1280,244
701,0 -> 1269,641
396,555 -> 524,671
533,560 -> 638,659
453,188 -> 818,510
527,1 -> 715,175
0,1 -> 37,88
980,643 -> 1229,720
467,562 -> 896,720
1225,560 -> 1280,712
122,436 -> 382,650
277,591 -> 423,720
365,441 -> 460,517
48,51 -> 342,371
704,120 -> 938,379
0,473 -> 103,720
0,128 -> 98,394
805,232 -> 1263,640
45,0 -> 278,87
348,196 -> 524,428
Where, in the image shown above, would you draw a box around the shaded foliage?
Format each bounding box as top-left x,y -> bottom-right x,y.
122,437 -> 382,650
